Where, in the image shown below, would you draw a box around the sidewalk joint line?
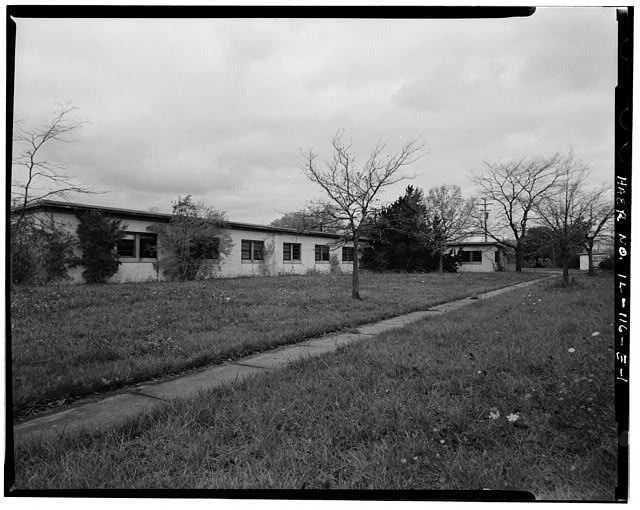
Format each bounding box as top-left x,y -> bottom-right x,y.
132,390 -> 169,402
227,361 -> 270,370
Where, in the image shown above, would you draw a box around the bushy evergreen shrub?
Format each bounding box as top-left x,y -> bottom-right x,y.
75,210 -> 126,283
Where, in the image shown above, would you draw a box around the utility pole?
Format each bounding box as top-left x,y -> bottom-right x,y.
479,197 -> 491,242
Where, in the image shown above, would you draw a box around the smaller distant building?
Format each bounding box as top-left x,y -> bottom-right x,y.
446,241 -> 507,272
578,252 -> 610,271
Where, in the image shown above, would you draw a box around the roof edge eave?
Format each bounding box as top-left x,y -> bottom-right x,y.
15,199 -> 350,239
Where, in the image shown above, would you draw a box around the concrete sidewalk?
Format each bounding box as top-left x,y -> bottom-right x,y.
13,275 -> 556,445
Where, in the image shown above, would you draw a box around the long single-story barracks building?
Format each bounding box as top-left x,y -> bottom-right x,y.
22,200 -> 357,283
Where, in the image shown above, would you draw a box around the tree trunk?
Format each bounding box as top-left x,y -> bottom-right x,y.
515,243 -> 523,272
352,235 -> 361,300
561,242 -> 571,286
587,242 -> 595,276
562,256 -> 570,286
438,251 -> 443,273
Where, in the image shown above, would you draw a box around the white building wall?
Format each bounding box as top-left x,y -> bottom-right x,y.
215,230 -> 352,277
213,228 -> 273,277
456,245 -> 499,273
579,255 -> 589,271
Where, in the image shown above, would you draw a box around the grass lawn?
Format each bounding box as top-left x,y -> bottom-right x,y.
10,271 -> 541,416
13,273 -> 615,498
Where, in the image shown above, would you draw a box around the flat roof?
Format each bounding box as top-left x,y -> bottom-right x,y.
19,200 -> 347,239
446,241 -> 501,247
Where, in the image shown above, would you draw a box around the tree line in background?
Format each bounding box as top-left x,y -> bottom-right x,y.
270,182 -> 480,276
10,107 -> 613,291
295,132 -> 613,294
472,151 -> 614,285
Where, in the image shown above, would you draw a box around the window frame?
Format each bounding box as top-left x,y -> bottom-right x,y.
315,244 -> 330,263
116,234 -> 137,259
116,232 -> 158,262
241,239 -> 265,262
283,242 -> 301,262
460,250 -> 483,264
138,233 -> 158,260
342,246 -> 354,262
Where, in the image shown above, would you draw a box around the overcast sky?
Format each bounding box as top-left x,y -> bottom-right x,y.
12,7 -> 617,224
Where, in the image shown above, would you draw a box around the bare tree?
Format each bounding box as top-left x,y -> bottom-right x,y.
424,184 -> 477,273
473,153 -> 564,272
301,131 -> 423,299
11,104 -> 95,261
270,203 -> 345,233
534,155 -> 595,286
581,186 -> 614,275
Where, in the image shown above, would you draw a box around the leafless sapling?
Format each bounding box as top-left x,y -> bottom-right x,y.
301,130 -> 423,299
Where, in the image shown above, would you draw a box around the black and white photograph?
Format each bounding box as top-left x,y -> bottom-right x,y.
6,4 -> 629,502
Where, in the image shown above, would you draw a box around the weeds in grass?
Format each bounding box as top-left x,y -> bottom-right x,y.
11,272 -> 542,415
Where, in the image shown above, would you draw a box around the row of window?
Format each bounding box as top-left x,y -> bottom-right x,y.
243,240 -> 354,263
314,245 -> 354,262
116,234 -> 355,263
116,233 -> 221,261
116,233 -> 478,266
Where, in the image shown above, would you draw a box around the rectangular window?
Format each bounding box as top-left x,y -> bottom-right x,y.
342,246 -> 354,262
315,245 -> 330,262
460,250 -> 482,263
241,240 -> 251,260
241,239 -> 264,262
253,241 -> 264,261
117,235 -> 136,258
139,234 -> 158,259
283,242 -> 301,261
117,233 -> 158,260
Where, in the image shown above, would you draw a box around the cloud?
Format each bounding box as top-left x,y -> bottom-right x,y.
11,9 -> 617,223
